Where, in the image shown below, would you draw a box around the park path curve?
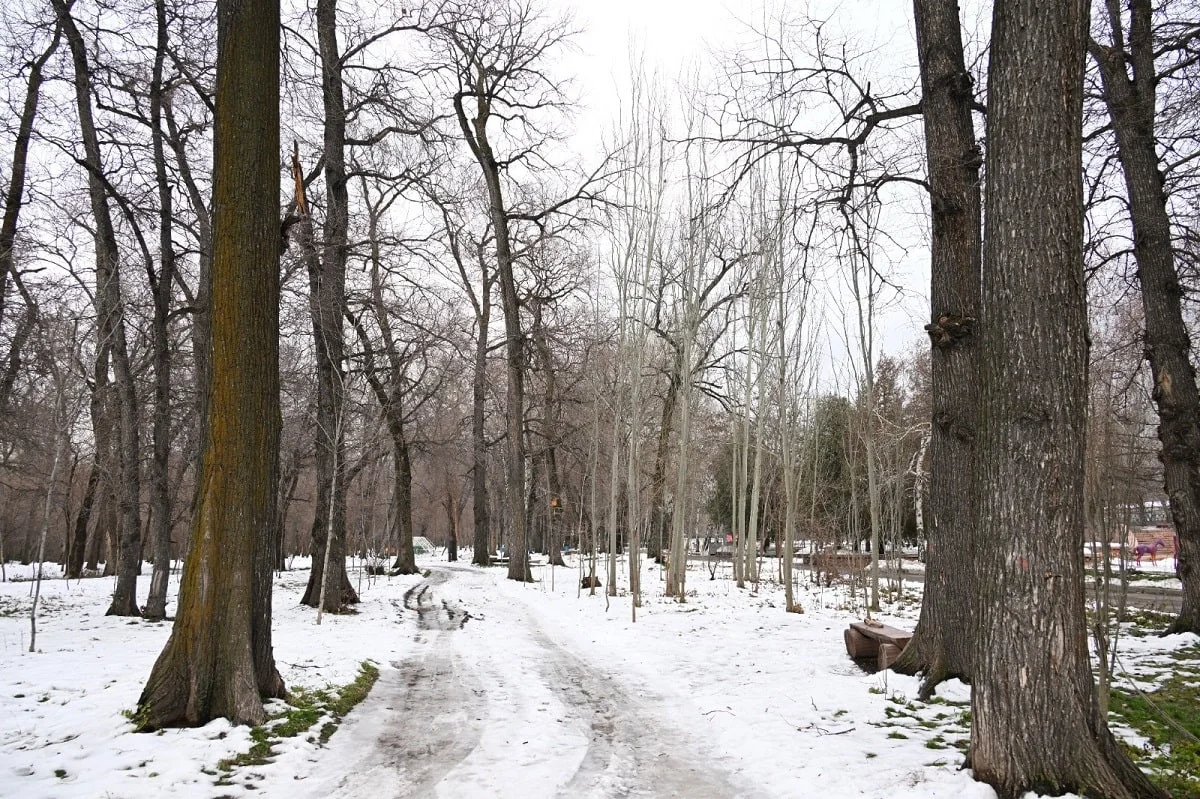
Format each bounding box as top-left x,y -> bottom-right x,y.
282,565 -> 758,799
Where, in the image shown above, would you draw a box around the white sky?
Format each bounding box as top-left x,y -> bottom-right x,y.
561,0 -> 931,370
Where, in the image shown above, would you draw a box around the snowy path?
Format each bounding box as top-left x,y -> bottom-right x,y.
282,566 -> 755,799
8,557 -> 1191,799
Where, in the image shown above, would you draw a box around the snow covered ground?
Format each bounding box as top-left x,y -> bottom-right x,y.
0,554 -> 1194,799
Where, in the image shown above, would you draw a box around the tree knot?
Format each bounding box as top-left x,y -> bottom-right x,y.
926,313 -> 975,348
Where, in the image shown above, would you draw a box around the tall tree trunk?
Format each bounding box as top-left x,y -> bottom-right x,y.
53,0 -> 142,617
300,0 -> 358,611
472,301 -> 491,565
144,0 -> 179,622
891,0 -> 982,694
970,1 -> 1164,795
649,366 -> 680,564
454,71 -> 530,582
1089,0 -> 1200,636
137,0 -> 284,727
494,187 -> 529,583
667,347 -> 693,600
390,430 -> 418,574
532,300 -> 566,567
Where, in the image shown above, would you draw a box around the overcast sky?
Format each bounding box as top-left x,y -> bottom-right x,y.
562,0 -> 931,370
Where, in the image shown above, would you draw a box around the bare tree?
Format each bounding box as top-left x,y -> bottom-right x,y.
1089,0 -> 1200,636
434,0 -> 600,581
290,0 -> 360,612
0,15 -> 60,413
143,0 -> 182,622
52,0 -> 142,617
352,175 -> 452,575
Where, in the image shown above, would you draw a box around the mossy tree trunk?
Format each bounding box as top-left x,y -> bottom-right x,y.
136,0 -> 284,730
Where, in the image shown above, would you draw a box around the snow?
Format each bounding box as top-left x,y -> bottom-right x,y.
0,555 -> 1194,798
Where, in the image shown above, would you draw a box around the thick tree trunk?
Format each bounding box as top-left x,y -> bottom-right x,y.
137,0 -> 284,727
970,1 -> 1165,796
1090,0 -> 1200,636
890,0 -> 980,693
53,0 -> 142,617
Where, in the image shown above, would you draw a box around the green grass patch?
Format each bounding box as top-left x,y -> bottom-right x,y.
1125,571 -> 1180,583
1108,644 -> 1200,799
1117,608 -> 1176,634
215,661 -> 380,777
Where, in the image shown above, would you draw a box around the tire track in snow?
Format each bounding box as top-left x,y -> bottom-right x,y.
324,574 -> 484,799
320,567 -> 755,798
532,626 -> 749,799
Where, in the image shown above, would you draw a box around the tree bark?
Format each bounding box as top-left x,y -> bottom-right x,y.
471,306 -> 491,565
144,0 -> 179,622
137,0 -> 284,728
890,0 -> 980,694
390,430 -> 418,574
1089,0 -> 1200,636
299,0 -> 359,611
970,1 -> 1165,795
